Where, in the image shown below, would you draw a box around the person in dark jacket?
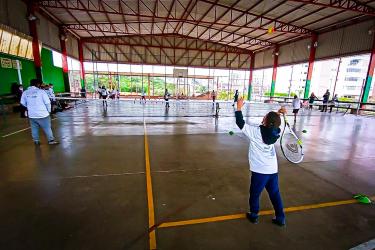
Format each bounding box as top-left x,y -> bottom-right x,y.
321,89 -> 330,112
308,92 -> 317,110
232,89 -> 239,107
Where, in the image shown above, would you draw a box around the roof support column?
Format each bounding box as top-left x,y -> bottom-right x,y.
247,52 -> 254,101
27,1 -> 42,80
361,32 -> 375,103
304,34 -> 318,99
78,40 -> 86,89
270,45 -> 279,98
148,74 -> 151,98
60,28 -> 70,92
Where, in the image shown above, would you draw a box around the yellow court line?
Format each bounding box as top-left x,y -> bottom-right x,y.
158,196 -> 374,229
144,120 -> 157,250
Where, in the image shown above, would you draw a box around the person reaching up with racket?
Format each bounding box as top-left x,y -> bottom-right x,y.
235,97 -> 286,226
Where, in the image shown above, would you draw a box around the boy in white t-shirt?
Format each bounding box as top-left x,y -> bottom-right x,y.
292,95 -> 301,123
235,97 -> 286,226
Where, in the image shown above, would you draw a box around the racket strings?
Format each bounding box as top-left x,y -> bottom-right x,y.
280,130 -> 304,163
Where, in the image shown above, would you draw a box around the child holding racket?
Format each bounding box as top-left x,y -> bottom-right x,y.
235,97 -> 286,226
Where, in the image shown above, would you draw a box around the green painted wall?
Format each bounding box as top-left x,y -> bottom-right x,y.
0,48 -> 66,95
41,48 -> 65,93
0,52 -> 36,95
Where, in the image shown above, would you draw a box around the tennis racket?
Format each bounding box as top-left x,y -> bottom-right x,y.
280,113 -> 304,163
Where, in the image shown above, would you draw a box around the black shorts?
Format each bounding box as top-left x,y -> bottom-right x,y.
101,95 -> 107,99
293,109 -> 299,114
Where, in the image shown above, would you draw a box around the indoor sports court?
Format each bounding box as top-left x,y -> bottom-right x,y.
1,1 -> 375,249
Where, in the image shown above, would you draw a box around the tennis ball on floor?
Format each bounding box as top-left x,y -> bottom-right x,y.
302,130 -> 307,133
229,131 -> 234,135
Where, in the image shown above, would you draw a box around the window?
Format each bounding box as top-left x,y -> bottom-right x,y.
349,59 -> 359,65
347,68 -> 361,73
52,50 -> 62,68
0,26 -> 34,60
275,63 -> 308,98
344,77 -> 359,81
310,54 -> 370,101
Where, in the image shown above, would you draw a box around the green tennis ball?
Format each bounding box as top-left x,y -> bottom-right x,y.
302,130 -> 307,133
229,131 -> 234,135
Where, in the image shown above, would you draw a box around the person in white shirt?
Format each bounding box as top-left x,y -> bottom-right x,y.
44,84 -> 56,114
141,90 -> 146,104
235,97 -> 286,226
292,95 -> 301,123
20,79 -> 59,145
100,86 -> 108,107
48,84 -> 56,101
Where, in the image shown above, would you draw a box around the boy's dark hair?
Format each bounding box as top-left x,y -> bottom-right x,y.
30,79 -> 42,87
263,111 -> 281,128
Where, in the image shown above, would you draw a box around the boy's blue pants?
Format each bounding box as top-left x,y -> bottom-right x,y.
249,171 -> 285,222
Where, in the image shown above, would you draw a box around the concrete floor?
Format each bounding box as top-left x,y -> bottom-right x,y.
0,100 -> 374,250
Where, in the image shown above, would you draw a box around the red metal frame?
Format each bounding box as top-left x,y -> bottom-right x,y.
248,52 -> 255,100
270,45 -> 279,97
59,29 -> 69,73
239,1 -> 312,49
288,0 -> 375,16
28,1 -> 42,80
37,0 -> 307,50
361,31 -> 375,103
304,33 -> 318,98
33,0 -> 375,72
78,40 -> 86,81
82,34 -> 251,53
83,43 -> 250,69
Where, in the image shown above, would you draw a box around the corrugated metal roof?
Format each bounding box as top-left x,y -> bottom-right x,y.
35,0 -> 375,67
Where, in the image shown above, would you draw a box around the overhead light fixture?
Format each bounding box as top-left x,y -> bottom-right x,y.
27,14 -> 37,21
59,27 -> 68,41
60,34 -> 68,41
308,41 -> 318,50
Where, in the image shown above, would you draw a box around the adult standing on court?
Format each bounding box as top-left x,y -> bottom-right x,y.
141,90 -> 146,104
212,90 -> 216,103
308,92 -> 317,110
329,94 -> 339,113
164,89 -> 170,108
321,89 -> 330,112
232,89 -> 239,107
47,84 -> 56,114
100,86 -> 108,107
20,79 -> 59,145
292,95 -> 301,123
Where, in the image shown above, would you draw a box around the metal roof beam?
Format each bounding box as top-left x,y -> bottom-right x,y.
173,0 -> 197,33
184,0 -> 219,37
162,0 -> 176,33
65,23 -> 272,47
82,36 -> 251,54
196,0 -> 241,39
199,0 -> 312,34
204,0 -> 263,41
288,0 -> 375,16
39,1 -> 304,36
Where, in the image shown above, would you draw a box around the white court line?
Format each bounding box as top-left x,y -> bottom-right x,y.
2,127 -> 31,138
349,239 -> 375,250
1,117 -> 57,138
60,171 -> 146,179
